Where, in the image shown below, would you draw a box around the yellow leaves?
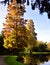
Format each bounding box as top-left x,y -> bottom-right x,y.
3,43 -> 12,49
26,19 -> 34,32
11,6 -> 17,10
3,33 -> 17,49
18,31 -> 23,36
11,39 -> 16,43
23,55 -> 31,64
6,18 -> 11,22
10,29 -> 17,35
15,16 -> 22,22
23,56 -> 27,63
8,44 -> 12,48
3,38 -> 12,49
3,0 -> 37,52
7,24 -> 14,28
18,31 -> 21,35
4,30 -> 10,38
8,6 -> 24,16
47,43 -> 50,50
11,10 -> 16,14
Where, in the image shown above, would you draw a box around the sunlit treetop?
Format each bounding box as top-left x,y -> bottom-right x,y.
0,0 -> 50,19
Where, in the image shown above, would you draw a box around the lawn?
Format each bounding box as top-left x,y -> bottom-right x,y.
4,56 -> 26,65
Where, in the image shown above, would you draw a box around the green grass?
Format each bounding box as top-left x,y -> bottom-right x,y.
4,56 -> 26,65
32,52 -> 50,54
19,52 -> 50,54
12,52 -> 50,55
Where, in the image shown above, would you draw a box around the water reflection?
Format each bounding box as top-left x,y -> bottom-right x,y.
16,54 -> 50,65
25,54 -> 50,65
40,61 -> 50,65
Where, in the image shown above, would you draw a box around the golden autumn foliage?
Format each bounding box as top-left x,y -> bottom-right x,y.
3,1 -> 37,61
3,0 -> 28,50
47,42 -> 50,50
26,19 -> 37,50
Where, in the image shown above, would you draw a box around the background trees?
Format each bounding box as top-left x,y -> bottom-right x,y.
31,41 -> 48,52
26,19 -> 37,52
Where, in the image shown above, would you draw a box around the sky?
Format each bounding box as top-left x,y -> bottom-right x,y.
0,1 -> 50,42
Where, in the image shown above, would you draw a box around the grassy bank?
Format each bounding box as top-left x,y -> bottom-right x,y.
32,52 -> 50,54
4,56 -> 26,65
14,52 -> 50,55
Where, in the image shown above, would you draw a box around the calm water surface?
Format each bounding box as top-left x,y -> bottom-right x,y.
33,55 -> 50,65
17,54 -> 50,65
40,61 -> 50,65
25,54 -> 50,65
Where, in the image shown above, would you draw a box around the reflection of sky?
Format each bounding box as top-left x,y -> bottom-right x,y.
40,61 -> 50,65
0,2 -> 50,42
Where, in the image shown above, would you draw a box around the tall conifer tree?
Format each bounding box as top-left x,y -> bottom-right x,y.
3,0 -> 27,52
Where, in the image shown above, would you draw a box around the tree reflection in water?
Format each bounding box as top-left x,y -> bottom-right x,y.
25,54 -> 50,65
40,60 -> 50,65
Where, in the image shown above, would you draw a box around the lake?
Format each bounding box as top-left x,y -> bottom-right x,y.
32,55 -> 50,65
40,61 -> 50,65
24,54 -> 50,65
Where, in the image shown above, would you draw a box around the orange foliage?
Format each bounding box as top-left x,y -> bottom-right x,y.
4,29 -> 10,38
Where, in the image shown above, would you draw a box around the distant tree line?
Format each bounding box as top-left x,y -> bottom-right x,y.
32,43 -> 50,52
